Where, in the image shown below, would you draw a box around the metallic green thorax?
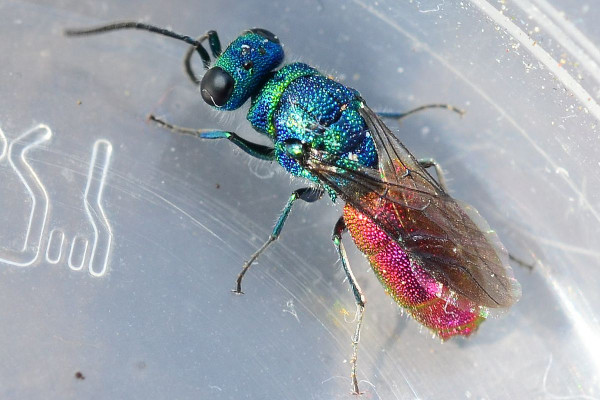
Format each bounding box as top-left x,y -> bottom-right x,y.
247,63 -> 319,136
246,62 -> 377,198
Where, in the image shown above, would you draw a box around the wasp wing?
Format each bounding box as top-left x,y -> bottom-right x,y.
307,103 -> 521,309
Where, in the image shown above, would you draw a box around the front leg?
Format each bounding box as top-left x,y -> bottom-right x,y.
149,115 -> 275,160
183,31 -> 222,85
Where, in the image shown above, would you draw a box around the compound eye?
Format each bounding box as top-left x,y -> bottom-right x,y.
249,28 -> 280,44
200,67 -> 234,107
284,138 -> 306,160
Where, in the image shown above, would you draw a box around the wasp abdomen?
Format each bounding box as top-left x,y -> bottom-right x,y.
343,202 -> 486,340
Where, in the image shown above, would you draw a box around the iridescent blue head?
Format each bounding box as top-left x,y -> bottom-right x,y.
200,29 -> 284,110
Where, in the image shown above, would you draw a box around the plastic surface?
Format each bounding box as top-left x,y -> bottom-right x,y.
1,0 -> 599,398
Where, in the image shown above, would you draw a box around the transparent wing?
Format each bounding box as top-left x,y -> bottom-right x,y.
306,103 -> 521,309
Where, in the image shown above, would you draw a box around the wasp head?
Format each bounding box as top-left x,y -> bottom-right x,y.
201,28 -> 284,110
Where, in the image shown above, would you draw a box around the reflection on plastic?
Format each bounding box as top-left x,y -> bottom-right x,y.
0,126 -> 114,277
0,124 -> 51,267
45,228 -> 65,264
0,126 -> 6,160
83,140 -> 113,277
67,235 -> 89,271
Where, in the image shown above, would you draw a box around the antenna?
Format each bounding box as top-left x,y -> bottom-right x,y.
65,21 -> 212,68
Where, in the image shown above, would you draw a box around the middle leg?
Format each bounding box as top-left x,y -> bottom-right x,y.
378,103 -> 465,122
233,187 -> 325,294
419,158 -> 449,192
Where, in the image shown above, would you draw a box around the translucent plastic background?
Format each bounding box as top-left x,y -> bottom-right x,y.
1,0 -> 599,399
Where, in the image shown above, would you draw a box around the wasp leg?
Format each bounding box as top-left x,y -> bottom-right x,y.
509,254 -> 535,271
233,187 -> 325,294
184,31 -> 221,85
418,158 -> 449,192
148,115 -> 275,160
332,216 -> 366,395
418,158 -> 535,271
378,103 -> 465,121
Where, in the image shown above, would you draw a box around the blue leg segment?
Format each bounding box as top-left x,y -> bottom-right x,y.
418,158 -> 449,193
233,187 -> 324,294
148,114 -> 275,160
378,103 -> 465,121
332,216 -> 365,395
184,31 -> 221,85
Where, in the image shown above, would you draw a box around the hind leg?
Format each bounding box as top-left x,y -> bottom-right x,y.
332,216 -> 366,395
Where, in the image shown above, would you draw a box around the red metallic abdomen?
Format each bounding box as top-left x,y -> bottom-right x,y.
343,203 -> 486,340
